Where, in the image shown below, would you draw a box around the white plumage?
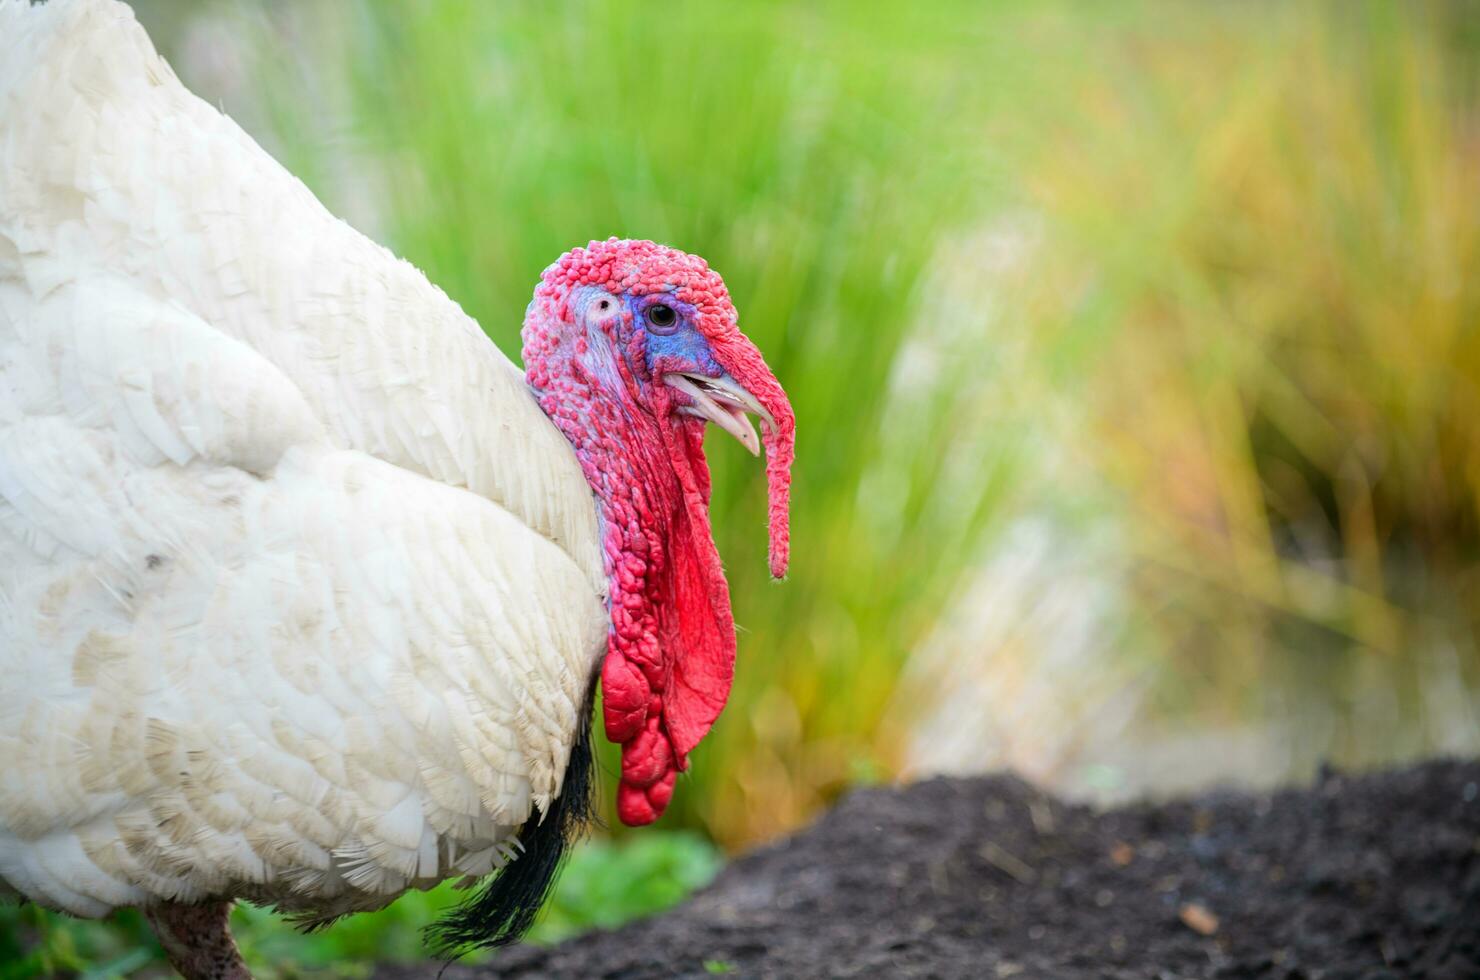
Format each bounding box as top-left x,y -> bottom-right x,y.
0,0 -> 608,923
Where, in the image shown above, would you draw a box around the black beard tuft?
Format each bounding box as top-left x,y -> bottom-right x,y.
424,679 -> 598,958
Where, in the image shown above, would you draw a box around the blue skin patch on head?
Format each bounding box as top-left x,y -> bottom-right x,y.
563,286 -> 726,396
642,321 -> 724,380
635,296 -> 724,382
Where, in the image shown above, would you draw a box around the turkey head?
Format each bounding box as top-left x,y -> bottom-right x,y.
522,238 -> 795,824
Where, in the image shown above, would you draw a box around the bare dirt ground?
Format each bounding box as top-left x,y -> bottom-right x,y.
403,760 -> 1480,979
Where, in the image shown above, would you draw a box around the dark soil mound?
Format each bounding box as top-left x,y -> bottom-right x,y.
415,760 -> 1480,979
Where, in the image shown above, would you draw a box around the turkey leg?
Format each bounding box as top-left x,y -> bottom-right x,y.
144,900 -> 251,980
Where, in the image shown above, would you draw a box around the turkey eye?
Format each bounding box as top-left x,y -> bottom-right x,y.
647,304 -> 678,330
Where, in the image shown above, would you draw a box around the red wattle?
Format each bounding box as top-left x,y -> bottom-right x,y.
604,414 -> 735,824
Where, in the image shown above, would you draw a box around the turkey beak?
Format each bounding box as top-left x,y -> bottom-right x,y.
664,372 -> 776,457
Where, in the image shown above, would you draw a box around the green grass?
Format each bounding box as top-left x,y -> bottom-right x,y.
9,0 -> 1480,973
2,831 -> 720,977
236,0 -> 1478,840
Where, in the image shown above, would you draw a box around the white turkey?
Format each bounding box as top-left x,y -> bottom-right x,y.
0,1 -> 796,976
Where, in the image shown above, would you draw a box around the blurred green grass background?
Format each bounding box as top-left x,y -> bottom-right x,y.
9,0 -> 1480,974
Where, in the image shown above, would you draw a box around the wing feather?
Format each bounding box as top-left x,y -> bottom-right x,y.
0,0 -> 601,588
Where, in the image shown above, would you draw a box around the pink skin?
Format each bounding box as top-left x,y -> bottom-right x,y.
523,239 -> 795,825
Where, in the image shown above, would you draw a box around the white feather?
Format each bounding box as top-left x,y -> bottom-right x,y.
0,0 -> 607,918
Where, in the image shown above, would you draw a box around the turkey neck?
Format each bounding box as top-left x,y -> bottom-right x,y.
523,316 -> 735,826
